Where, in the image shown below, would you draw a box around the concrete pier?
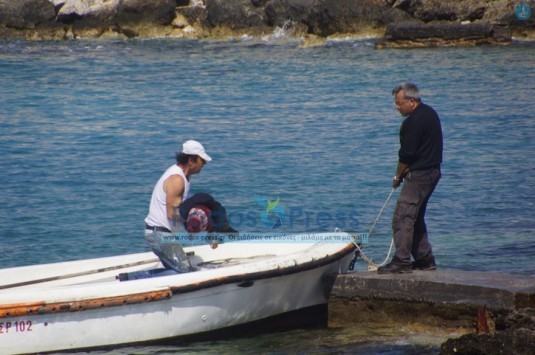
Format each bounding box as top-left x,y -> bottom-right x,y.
328,269 -> 535,352
330,269 -> 535,312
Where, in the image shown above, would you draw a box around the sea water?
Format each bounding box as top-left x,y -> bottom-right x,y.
1,37 -> 534,353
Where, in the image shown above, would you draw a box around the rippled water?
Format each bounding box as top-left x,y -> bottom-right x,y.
1,38 -> 534,353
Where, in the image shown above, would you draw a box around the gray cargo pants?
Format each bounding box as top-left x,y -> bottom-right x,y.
392,167 -> 441,266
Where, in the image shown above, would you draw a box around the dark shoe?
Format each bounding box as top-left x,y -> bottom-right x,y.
412,260 -> 437,271
377,261 -> 412,274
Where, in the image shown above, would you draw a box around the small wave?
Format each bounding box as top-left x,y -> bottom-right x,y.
260,19 -> 303,44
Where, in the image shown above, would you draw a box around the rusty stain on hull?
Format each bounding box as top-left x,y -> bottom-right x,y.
0,289 -> 172,318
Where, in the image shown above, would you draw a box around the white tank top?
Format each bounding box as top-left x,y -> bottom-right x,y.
145,165 -> 190,233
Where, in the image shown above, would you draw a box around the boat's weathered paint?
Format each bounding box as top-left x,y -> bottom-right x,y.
0,289 -> 173,318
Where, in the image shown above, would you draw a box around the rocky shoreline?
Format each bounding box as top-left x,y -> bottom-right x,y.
330,271 -> 535,355
0,0 -> 534,46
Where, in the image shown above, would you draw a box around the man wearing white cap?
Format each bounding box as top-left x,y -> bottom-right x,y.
144,140 -> 212,272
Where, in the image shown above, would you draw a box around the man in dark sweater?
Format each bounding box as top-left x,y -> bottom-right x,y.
378,83 -> 443,274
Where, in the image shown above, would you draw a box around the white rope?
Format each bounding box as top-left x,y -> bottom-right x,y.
352,188 -> 396,271
367,188 -> 396,237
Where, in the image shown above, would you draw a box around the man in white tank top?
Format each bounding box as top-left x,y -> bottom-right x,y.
144,140 -> 212,272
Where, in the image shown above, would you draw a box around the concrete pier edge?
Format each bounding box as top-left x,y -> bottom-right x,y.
328,269 -> 535,351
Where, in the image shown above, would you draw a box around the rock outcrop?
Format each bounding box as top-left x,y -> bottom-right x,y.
0,0 -> 56,29
305,0 -> 411,37
391,0 -> 523,24
441,308 -> 535,355
375,21 -> 512,48
0,0 -> 62,40
0,0 -> 533,42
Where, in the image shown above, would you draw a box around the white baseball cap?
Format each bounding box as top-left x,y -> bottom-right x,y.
182,140 -> 212,162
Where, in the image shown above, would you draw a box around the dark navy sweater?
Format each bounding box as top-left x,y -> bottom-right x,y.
398,103 -> 443,171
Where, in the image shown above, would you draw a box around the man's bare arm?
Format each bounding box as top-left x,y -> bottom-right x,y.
164,174 -> 185,223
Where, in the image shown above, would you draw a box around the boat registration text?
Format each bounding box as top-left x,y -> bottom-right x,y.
0,320 -> 33,334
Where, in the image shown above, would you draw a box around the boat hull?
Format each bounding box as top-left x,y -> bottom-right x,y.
0,234 -> 356,354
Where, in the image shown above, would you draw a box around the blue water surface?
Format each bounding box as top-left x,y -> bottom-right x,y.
1,39 -> 534,275
1,37 -> 535,354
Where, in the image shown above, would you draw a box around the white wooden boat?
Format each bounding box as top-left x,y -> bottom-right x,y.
0,233 -> 356,354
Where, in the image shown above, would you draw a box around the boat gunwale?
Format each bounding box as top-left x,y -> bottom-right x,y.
0,243 -> 356,319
